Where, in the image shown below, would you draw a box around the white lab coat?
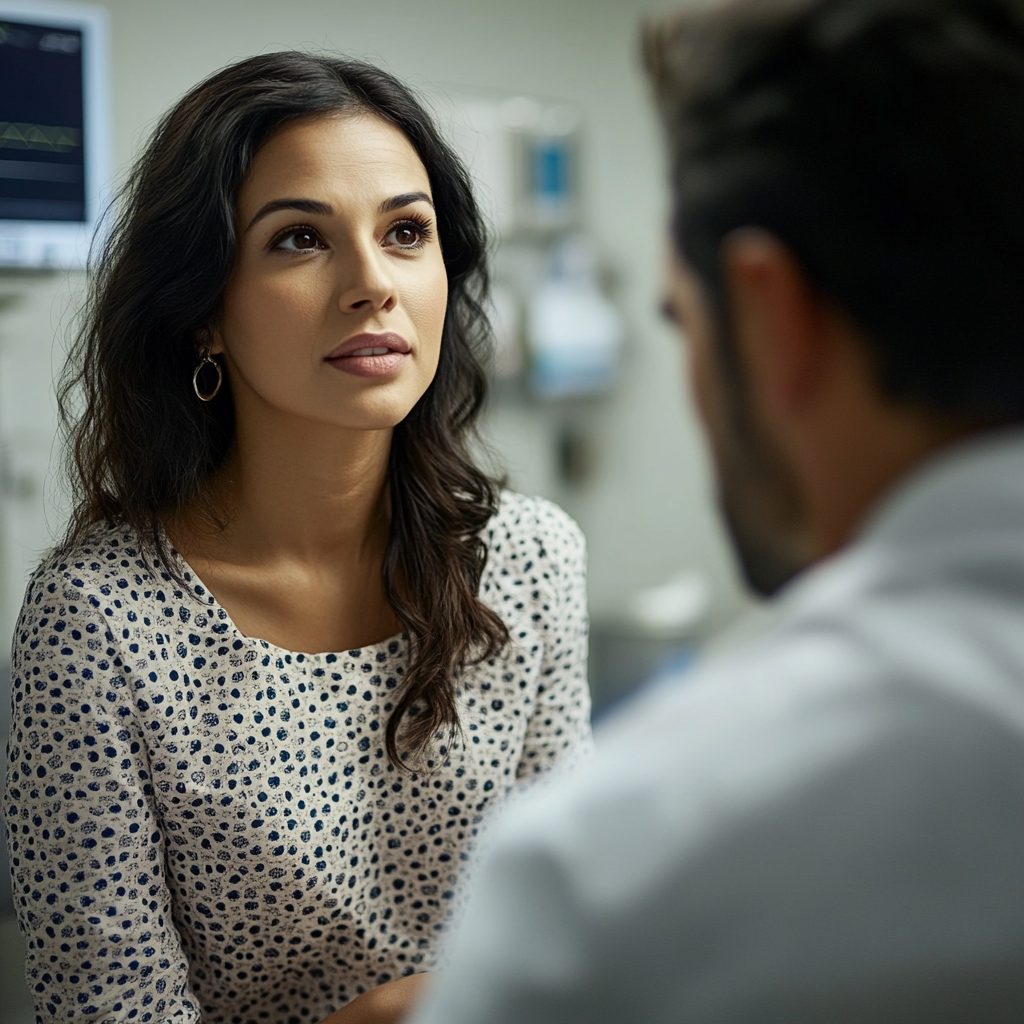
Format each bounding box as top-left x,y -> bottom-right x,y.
411,428 -> 1024,1024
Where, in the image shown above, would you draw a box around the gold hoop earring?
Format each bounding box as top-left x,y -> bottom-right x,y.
192,352 -> 223,402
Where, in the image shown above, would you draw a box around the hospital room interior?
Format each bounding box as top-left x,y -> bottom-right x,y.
0,0 -> 755,1016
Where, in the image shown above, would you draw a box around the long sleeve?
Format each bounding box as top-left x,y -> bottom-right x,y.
5,501 -> 592,1023
515,504 -> 592,782
5,565 -> 199,1024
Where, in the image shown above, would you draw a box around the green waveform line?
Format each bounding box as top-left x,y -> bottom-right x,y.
0,122 -> 81,152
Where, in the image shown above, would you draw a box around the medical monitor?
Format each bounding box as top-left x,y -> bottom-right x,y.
0,0 -> 110,268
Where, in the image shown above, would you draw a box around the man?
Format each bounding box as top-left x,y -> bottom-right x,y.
410,0 -> 1024,1020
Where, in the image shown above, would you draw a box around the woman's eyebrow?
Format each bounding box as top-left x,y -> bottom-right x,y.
245,198 -> 333,232
244,192 -> 433,233
379,191 -> 434,214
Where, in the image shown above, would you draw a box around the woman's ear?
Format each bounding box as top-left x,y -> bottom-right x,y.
196,325 -> 225,357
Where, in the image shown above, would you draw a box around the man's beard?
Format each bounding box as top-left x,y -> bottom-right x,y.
704,361 -> 811,598
718,452 -> 808,597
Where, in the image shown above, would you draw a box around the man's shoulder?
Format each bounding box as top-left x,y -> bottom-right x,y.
501,587 -> 1024,894
477,610 -> 1024,1011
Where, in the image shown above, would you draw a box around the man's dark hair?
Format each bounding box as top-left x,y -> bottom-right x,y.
644,0 -> 1024,421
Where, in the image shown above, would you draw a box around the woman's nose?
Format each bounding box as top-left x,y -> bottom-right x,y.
337,246 -> 397,314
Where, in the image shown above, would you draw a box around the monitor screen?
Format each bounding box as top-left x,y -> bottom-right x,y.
0,1 -> 108,267
0,18 -> 86,223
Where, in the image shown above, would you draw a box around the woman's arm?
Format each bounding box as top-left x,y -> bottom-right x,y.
516,506 -> 593,783
5,567 -> 199,1023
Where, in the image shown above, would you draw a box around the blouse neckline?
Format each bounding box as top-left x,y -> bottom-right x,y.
158,527 -> 407,662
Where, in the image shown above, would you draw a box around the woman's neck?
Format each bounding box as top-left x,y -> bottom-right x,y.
181,406 -> 393,566
165,398 -> 404,655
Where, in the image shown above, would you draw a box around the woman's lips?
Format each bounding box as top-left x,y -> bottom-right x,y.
325,332 -> 410,378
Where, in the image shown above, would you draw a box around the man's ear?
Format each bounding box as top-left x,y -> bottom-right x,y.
720,228 -> 828,423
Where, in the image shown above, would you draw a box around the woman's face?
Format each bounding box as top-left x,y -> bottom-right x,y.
211,113 -> 448,433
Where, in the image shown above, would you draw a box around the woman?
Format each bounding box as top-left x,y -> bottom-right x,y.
5,54 -> 590,1024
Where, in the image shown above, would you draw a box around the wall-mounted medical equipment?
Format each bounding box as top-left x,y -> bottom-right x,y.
0,0 -> 111,268
446,94 -> 622,403
446,94 -> 581,239
500,97 -> 580,233
526,235 -> 622,399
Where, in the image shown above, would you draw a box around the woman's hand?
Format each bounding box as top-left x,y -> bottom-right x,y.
318,974 -> 432,1024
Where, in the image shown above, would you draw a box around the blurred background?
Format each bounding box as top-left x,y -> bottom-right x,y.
0,0 -> 751,1017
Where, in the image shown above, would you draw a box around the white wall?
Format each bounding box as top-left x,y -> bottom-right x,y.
0,272 -> 80,643
0,0 -> 749,650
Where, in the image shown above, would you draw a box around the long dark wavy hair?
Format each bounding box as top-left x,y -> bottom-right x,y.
58,52 -> 510,768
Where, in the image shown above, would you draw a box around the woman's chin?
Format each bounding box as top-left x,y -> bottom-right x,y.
257,386 -> 427,434
321,403 -> 420,433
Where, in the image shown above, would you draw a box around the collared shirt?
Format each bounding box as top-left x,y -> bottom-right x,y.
412,429 -> 1024,1024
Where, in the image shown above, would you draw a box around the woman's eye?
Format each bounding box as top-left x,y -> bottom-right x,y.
274,228 -> 323,252
386,222 -> 427,248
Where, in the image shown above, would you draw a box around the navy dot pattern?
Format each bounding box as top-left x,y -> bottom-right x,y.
5,493 -> 591,1024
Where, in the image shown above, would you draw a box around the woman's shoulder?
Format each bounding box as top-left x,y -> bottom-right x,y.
484,491 -> 585,576
19,521 -> 158,621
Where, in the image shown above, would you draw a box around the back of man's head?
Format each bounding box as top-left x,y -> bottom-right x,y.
645,0 -> 1024,423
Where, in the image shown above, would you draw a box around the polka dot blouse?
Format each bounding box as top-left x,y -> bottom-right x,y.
5,492 -> 591,1024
